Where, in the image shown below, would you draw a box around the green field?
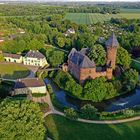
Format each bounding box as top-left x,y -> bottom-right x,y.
0,63 -> 30,79
120,8 -> 140,13
45,114 -> 140,140
64,13 -> 140,25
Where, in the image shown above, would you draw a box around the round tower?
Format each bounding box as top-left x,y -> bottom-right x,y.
106,33 -> 119,69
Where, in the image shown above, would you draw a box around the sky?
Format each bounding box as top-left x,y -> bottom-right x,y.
0,0 -> 140,2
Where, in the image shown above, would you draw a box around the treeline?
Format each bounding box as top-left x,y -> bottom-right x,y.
0,5 -> 66,16
68,6 -> 120,14
121,3 -> 140,9
0,4 -> 120,16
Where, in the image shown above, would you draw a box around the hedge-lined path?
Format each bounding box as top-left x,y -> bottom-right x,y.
44,93 -> 140,124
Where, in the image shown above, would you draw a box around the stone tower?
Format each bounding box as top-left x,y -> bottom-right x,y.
106,33 -> 119,69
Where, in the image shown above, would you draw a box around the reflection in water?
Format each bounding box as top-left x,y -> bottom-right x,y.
45,78 -> 140,112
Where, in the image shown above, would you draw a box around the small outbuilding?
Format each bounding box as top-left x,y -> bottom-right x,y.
13,78 -> 46,95
3,53 -> 23,63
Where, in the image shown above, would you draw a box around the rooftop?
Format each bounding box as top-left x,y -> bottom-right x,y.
25,50 -> 45,59
14,78 -> 45,89
3,53 -> 22,59
69,48 -> 95,68
106,32 -> 119,48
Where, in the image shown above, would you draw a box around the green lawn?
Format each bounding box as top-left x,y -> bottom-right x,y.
0,63 -> 30,79
45,114 -> 140,140
120,8 -> 140,13
64,13 -> 140,25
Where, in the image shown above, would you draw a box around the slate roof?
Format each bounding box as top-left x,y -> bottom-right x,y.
14,78 -> 45,89
106,32 -> 119,48
69,48 -> 95,68
25,50 -> 45,59
80,48 -> 90,55
3,53 -> 22,59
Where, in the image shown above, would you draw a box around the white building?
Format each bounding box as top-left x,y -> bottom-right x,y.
3,53 -> 23,63
23,50 -> 48,67
3,50 -> 48,68
64,28 -> 76,36
13,78 -> 46,95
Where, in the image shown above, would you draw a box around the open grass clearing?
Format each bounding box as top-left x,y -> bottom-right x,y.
45,114 -> 140,140
0,63 -> 30,79
64,13 -> 140,25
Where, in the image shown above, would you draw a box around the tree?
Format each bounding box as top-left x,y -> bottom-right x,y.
76,33 -> 96,49
88,44 -> 106,66
64,108 -> 78,120
55,37 -> 65,48
53,70 -> 83,98
0,99 -> 46,140
122,69 -> 139,91
80,104 -> 98,119
83,77 -> 117,102
47,50 -> 65,67
117,47 -> 131,69
0,53 -> 4,62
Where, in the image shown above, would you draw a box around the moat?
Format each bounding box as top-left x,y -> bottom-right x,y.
45,77 -> 140,112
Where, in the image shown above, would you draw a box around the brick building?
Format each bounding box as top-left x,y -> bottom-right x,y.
67,33 -> 119,84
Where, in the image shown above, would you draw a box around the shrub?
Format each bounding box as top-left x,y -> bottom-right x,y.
41,71 -> 48,79
137,81 -> 140,88
32,93 -> 46,97
47,84 -> 53,94
80,104 -> 98,119
36,71 -> 48,79
0,53 -> 4,62
123,109 -> 135,117
64,108 -> 78,120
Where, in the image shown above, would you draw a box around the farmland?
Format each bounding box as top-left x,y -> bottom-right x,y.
64,12 -> 140,25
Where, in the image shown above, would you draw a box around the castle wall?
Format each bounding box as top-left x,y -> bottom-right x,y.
79,68 -> 96,83
68,59 -> 113,84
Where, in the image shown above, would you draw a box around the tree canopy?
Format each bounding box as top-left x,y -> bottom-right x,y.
83,77 -> 117,102
88,44 -> 106,66
0,99 -> 46,140
117,47 -> 131,69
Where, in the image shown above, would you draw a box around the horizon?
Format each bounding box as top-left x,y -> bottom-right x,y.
0,0 -> 140,2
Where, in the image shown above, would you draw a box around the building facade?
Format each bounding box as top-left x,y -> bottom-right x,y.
3,53 -> 23,63
13,78 -> 46,95
3,50 -> 48,67
67,33 -> 119,84
23,50 -> 48,67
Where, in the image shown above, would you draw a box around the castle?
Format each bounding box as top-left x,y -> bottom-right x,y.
67,33 -> 119,84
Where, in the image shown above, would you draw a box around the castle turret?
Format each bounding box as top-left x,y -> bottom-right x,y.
106,33 -> 119,69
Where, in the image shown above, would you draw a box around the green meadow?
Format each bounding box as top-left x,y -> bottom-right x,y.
64,12 -> 140,25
